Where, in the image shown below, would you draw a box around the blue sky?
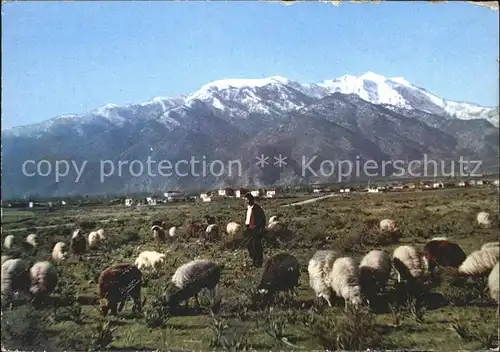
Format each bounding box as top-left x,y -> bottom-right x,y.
2,1 -> 498,129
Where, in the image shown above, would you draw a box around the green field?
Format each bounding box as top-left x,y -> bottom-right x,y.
1,187 -> 499,351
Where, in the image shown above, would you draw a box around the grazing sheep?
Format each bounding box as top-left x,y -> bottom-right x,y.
29,261 -> 59,297
165,259 -> 221,309
226,222 -> 242,236
98,263 -> 143,316
134,251 -> 167,272
422,239 -> 467,277
187,221 -> 203,238
458,247 -> 499,276
1,255 -> 11,266
26,234 -> 38,248
392,245 -> 424,282
1,258 -> 30,305
380,219 -> 398,232
152,225 -> 167,243
257,253 -> 300,297
481,242 -> 499,251
70,229 -> 86,258
3,235 -> 16,249
488,263 -> 499,314
267,221 -> 285,233
204,215 -> 216,225
359,250 -> 391,300
308,250 -> 340,307
96,228 -> 106,240
430,236 -> 448,241
168,227 -> 177,238
269,216 -> 279,224
477,211 -> 491,227
329,257 -> 363,311
51,242 -> 68,263
204,224 -> 219,241
88,231 -> 103,249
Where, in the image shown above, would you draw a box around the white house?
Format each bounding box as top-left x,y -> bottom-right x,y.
146,197 -> 157,206
235,190 -> 241,198
367,188 -> 379,193
28,202 -> 34,208
218,188 -> 227,196
200,193 -> 209,199
340,188 -> 352,193
476,180 -> 484,186
313,188 -> 323,193
61,200 -> 67,205
432,182 -> 444,189
202,197 -> 212,202
125,199 -> 133,206
457,181 -> 466,187
251,190 -> 260,198
266,189 -> 277,198
493,179 -> 500,186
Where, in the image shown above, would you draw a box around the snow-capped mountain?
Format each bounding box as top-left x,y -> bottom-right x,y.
319,71 -> 498,126
2,72 -> 498,198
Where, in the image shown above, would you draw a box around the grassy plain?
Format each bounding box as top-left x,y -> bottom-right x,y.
1,187 -> 499,351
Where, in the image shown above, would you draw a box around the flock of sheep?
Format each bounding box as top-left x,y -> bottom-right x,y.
1,210 -> 498,339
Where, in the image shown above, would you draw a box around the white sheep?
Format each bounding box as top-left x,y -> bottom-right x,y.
392,245 -> 424,282
1,258 -> 30,305
481,242 -> 499,251
134,251 -> 167,273
26,234 -> 38,248
30,261 -> 59,297
307,250 -> 339,307
166,259 -> 221,308
168,227 -> 177,237
328,257 -> 363,310
96,228 -> 105,240
488,262 -> 499,311
226,222 -> 242,236
51,242 -> 68,263
380,219 -> 398,232
431,236 -> 448,241
269,216 -> 279,224
88,231 -> 103,249
458,247 -> 499,276
267,221 -> 285,233
1,255 -> 11,266
477,211 -> 491,227
3,235 -> 16,249
359,249 -> 391,298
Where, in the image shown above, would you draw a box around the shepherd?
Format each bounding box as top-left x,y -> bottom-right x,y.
244,193 -> 266,268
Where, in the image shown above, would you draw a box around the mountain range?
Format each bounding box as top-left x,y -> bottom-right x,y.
2,72 -> 499,198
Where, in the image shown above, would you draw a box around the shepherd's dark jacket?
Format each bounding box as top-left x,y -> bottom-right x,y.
246,204 -> 266,232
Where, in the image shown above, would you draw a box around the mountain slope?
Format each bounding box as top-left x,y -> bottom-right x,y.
2,72 -> 498,198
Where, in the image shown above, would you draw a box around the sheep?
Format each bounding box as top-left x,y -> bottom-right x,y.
203,215 -> 216,225
164,259 -> 221,309
328,257 -> 363,311
458,247 -> 499,276
477,211 -> 491,227
98,263 -> 143,316
226,222 -> 242,237
1,258 -> 30,306
134,251 -> 167,273
257,253 -> 300,297
29,261 -> 59,297
204,224 -> 219,241
481,242 -> 499,251
88,231 -> 103,249
168,227 -> 177,238
488,262 -> 499,315
359,250 -> 391,302
307,250 -> 340,307
380,219 -> 398,232
96,228 -> 106,240
51,242 -> 68,263
430,236 -> 448,241
1,255 -> 11,266
269,216 -> 279,224
187,220 -> 203,238
3,235 -> 16,249
70,229 -> 86,258
422,239 -> 467,277
266,220 -> 292,243
392,245 -> 424,282
26,234 -> 38,248
267,221 -> 285,233
151,225 -> 167,243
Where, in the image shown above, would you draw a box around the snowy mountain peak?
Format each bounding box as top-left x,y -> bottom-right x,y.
360,71 -> 388,83
196,75 -> 292,92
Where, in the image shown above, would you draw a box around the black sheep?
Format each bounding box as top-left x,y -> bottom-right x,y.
257,253 -> 300,296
